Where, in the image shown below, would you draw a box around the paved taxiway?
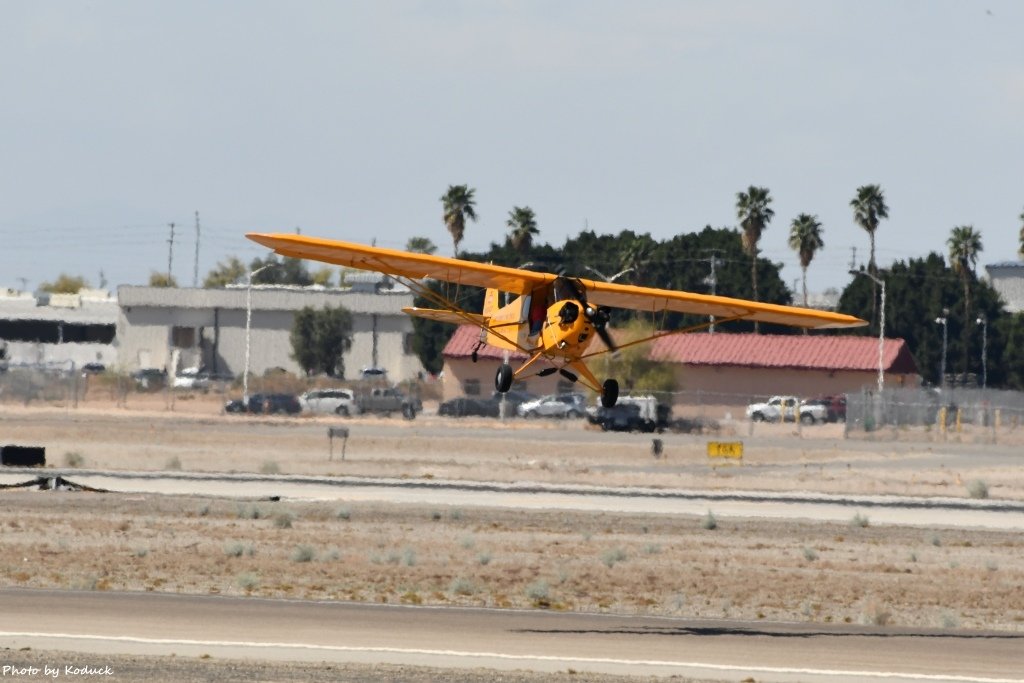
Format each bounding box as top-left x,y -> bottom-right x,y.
1,589 -> 1021,683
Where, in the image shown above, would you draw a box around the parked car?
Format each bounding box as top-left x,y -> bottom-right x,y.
805,395 -> 847,422
173,367 -> 211,391
437,396 -> 500,418
300,388 -> 358,416
517,393 -> 588,419
437,390 -> 537,418
132,368 -> 167,390
587,395 -> 670,432
359,367 -> 388,381
354,386 -> 422,419
746,395 -> 828,424
224,393 -> 302,415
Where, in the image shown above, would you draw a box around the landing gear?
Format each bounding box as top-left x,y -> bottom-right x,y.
601,378 -> 619,408
495,363 -> 513,393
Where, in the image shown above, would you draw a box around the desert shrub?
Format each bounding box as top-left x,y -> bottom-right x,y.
477,552 -> 492,566
237,573 -> 259,592
643,543 -> 661,555
601,548 -> 628,568
450,508 -> 463,521
165,456 -> 182,471
941,610 -> 960,628
197,503 -> 211,517
802,546 -> 818,562
525,580 -> 550,604
449,577 -> 474,595
134,547 -> 149,558
701,511 -> 718,530
966,479 -> 989,499
237,505 -> 264,520
274,511 -> 295,529
260,460 -> 281,475
224,543 -> 245,558
402,547 -> 417,567
850,512 -> 870,528
336,507 -> 351,520
930,534 -> 942,547
291,545 -> 315,563
460,535 -> 475,550
64,451 -> 85,468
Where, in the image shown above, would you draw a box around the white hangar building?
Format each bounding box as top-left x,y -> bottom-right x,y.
116,280 -> 424,381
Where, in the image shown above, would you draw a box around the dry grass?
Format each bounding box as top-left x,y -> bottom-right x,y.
2,491 -> 1023,631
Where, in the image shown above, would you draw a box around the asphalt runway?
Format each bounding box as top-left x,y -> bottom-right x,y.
1,589 -> 1021,683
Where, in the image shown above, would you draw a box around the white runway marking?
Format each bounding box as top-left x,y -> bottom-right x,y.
2,631 -> 1021,683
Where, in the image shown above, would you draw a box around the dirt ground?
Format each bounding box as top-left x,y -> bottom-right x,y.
2,396 -> 1024,637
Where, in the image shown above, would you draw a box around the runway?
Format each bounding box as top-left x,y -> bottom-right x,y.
1,589 -> 1021,683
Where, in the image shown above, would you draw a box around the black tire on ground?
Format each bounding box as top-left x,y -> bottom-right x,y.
335,406 -> 349,417
800,413 -> 815,425
402,404 -> 416,420
751,412 -> 765,422
601,378 -> 619,408
495,364 -> 514,393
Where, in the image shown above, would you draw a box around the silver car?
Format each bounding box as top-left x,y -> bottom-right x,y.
516,393 -> 588,419
299,388 -> 359,416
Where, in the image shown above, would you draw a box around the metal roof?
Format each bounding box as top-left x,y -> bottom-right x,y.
443,325 -> 918,374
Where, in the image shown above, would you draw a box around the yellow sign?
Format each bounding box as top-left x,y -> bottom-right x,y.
707,441 -> 743,458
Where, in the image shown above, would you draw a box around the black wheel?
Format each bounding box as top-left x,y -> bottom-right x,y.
402,404 -> 416,420
601,379 -> 619,408
800,413 -> 815,425
335,405 -> 350,417
495,363 -> 513,393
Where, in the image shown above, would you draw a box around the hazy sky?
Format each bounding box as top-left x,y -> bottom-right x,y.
2,1 -> 1022,297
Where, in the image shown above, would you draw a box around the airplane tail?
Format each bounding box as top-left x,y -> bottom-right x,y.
482,288 -> 501,317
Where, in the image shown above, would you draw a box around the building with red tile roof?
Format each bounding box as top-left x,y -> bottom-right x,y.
440,325 -> 920,409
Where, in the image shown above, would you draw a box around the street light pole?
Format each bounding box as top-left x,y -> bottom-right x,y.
243,265 -> 270,405
976,315 -> 987,389
850,270 -> 886,394
935,311 -> 948,389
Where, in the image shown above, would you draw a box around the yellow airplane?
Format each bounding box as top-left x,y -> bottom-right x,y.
248,233 -> 866,407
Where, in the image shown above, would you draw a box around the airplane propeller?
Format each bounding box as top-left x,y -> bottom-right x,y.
584,304 -> 617,353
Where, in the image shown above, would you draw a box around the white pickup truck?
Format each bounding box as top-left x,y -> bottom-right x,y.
746,395 -> 828,425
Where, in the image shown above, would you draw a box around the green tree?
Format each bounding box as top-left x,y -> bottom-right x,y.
148,272 -> 177,288
406,236 -> 438,255
736,186 -> 774,332
311,267 -> 334,287
39,274 -> 88,294
506,206 -> 539,252
441,184 -> 477,256
605,320 -> 676,393
788,213 -> 824,308
289,306 -> 353,377
248,254 -> 314,286
947,225 -> 983,379
203,257 -> 247,288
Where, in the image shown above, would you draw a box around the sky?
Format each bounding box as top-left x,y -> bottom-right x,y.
2,0 -> 1022,297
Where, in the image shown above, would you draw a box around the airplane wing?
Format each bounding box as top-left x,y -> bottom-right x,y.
248,232 -> 866,330
246,233 -> 552,295
581,279 -> 866,330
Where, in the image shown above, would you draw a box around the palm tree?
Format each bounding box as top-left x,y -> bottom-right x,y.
440,184 -> 477,256
506,206 -> 539,252
787,213 -> 825,309
850,184 -> 889,274
947,225 -> 983,380
406,236 -> 438,255
736,186 -> 774,332
1018,207 -> 1024,259
850,184 -> 889,327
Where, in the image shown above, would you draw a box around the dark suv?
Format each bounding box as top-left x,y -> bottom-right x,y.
225,393 -> 301,415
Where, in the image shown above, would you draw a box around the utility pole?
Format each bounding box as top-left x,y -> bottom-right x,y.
167,222 -> 176,285
702,249 -> 723,333
193,211 -> 201,288
848,246 -> 857,272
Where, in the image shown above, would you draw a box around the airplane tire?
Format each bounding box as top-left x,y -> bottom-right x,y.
601,378 -> 619,408
495,364 -> 513,393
